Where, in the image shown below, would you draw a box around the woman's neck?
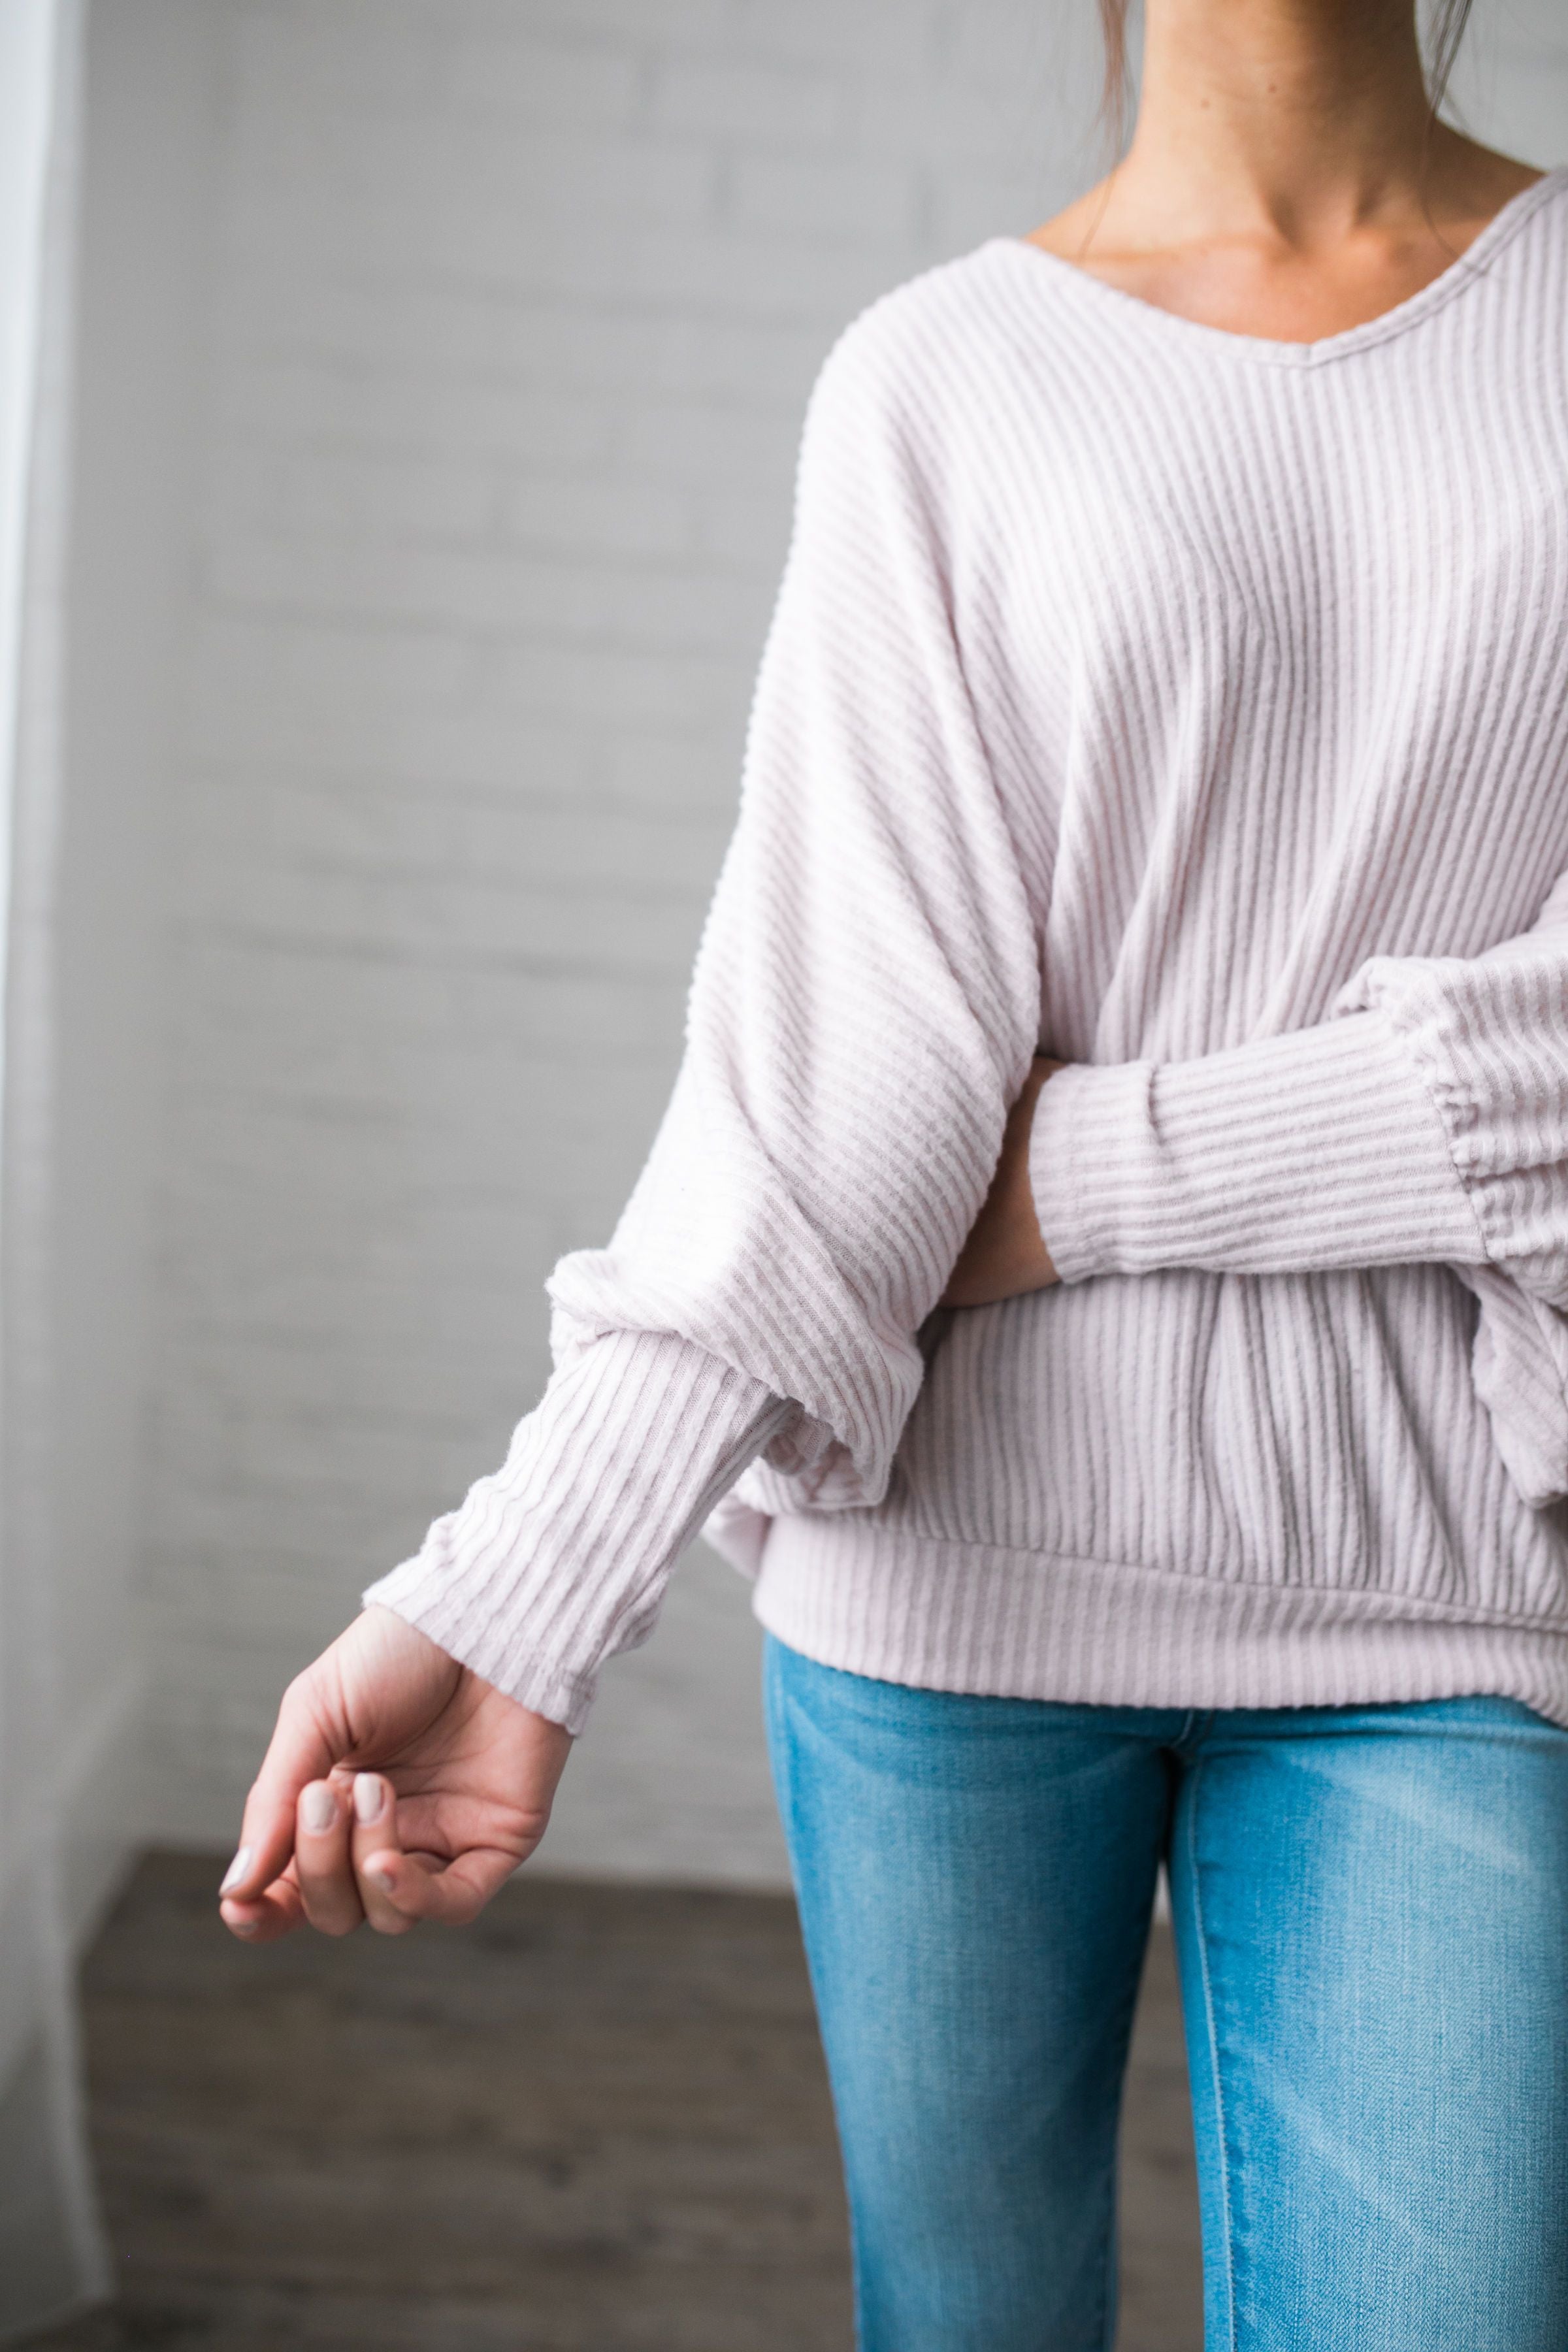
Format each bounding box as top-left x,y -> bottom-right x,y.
1027,0 -> 1543,342
1128,0 -> 1437,244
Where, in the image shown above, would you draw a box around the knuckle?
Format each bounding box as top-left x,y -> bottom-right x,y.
279,1671 -> 310,1716
280,1665 -> 328,1725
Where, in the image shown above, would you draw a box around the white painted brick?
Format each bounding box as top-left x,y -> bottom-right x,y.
219,270 -> 504,375
170,1015 -> 689,1143
175,848 -> 708,976
503,474 -> 694,559
489,638 -> 743,732
184,772 -> 731,893
598,728 -> 743,815
172,1332 -> 533,1431
615,398 -> 795,485
449,211 -> 895,321
498,307 -> 827,404
510,0 -> 735,44
855,71 -> 1022,167
234,3 -> 452,112
694,481 -> 793,571
214,358 -> 620,468
729,150 -> 922,244
726,0 -> 942,72
186,609 -> 475,721
175,936 -> 687,1058
448,34 -> 646,128
229,129 -> 721,280
224,270 -> 829,410
161,1249 -> 544,1350
651,56 -> 845,148
270,450 -> 502,542
206,535 -> 768,657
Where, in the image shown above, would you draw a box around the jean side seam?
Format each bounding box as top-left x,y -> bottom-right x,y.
1186,1763 -> 1238,2352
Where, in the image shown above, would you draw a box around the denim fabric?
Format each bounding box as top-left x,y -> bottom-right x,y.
763,1635 -> 1568,2351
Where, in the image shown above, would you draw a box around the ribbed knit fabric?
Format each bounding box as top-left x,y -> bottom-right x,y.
368,167 -> 1568,1737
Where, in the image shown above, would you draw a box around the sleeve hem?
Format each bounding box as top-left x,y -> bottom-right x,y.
363,1566 -> 599,1735
362,1329 -> 790,1736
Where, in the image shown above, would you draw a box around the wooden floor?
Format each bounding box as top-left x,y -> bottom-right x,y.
25,1853 -> 1203,2351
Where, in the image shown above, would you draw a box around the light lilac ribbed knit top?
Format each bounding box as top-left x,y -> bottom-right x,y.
368,167 -> 1568,1737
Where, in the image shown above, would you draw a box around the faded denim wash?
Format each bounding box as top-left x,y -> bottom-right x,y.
764,1635 -> 1568,2351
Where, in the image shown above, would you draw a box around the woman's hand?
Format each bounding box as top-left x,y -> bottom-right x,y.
216,1604 -> 572,1941
941,1056 -> 1065,1308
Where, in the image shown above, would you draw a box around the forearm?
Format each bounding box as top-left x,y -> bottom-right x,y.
1028,929 -> 1568,1294
1029,1007 -> 1484,1283
1003,937 -> 1568,1521
943,1056 -> 1062,1304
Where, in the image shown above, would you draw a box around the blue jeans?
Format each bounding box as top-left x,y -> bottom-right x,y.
762,1635 -> 1568,2351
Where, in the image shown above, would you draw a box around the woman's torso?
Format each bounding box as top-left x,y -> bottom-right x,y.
752,167 -> 1568,1631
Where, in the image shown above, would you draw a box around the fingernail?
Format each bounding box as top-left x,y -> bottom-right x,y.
353,1774 -> 384,1823
219,1846 -> 253,1896
371,1869 -> 396,1894
231,1917 -> 257,1937
301,1784 -> 336,1835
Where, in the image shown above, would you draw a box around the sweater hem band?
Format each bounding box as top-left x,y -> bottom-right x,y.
751,1516 -> 1568,1729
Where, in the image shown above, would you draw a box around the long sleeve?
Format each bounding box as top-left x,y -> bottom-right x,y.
1028,1006 -> 1486,1283
365,307 -> 1044,1727
1032,888 -> 1568,1291
365,1333 -> 792,1733
1029,875 -> 1568,1502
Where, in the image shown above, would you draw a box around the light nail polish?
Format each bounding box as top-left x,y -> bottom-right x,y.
219,1846 -> 253,1896
301,1784 -> 336,1835
353,1773 -> 384,1823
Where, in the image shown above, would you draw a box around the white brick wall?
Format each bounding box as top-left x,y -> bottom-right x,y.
102,0 -> 1567,1874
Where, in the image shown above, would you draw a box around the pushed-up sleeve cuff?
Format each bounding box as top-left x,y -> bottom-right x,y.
1028,1007 -> 1486,1284
1334,941 -> 1568,1308
363,1328 -> 792,1735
